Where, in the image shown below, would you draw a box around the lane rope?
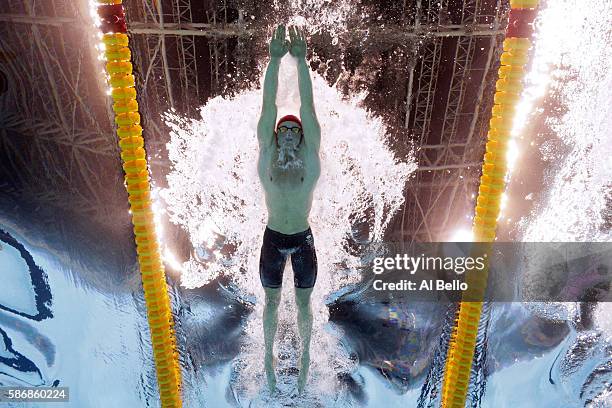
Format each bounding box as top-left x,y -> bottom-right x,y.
96,1 -> 183,406
440,1 -> 539,406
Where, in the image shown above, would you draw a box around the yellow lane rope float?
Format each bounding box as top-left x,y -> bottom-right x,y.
441,1 -> 539,407
96,1 -> 183,406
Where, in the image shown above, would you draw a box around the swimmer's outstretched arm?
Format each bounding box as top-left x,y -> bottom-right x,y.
289,26 -> 321,152
258,25 -> 288,150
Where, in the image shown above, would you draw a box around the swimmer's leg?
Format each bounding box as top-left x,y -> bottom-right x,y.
263,287 -> 281,392
295,287 -> 313,393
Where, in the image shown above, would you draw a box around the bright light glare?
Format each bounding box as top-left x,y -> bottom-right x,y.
506,139 -> 519,175
450,229 -> 474,242
163,248 -> 185,273
498,192 -> 509,220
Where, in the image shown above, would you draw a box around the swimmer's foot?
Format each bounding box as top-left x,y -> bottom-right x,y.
265,353 -> 277,392
297,351 -> 310,394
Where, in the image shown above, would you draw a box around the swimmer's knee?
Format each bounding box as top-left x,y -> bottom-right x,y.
264,287 -> 282,307
295,287 -> 313,308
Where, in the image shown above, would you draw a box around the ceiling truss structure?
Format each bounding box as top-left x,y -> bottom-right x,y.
0,0 -> 124,223
398,0 -> 506,241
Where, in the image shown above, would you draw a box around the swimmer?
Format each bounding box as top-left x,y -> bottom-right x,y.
256,24 -> 321,394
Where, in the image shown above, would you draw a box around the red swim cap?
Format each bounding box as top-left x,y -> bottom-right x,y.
276,114 -> 302,129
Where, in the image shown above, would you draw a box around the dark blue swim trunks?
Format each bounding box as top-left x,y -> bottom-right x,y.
259,226 -> 318,289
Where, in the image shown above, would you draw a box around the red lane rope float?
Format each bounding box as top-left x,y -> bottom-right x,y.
440,1 -> 539,407
96,1 -> 183,407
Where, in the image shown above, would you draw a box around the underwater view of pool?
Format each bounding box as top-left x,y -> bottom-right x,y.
0,0 -> 611,407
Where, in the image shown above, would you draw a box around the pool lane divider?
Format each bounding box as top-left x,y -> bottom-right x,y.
96,1 -> 183,407
440,1 -> 539,407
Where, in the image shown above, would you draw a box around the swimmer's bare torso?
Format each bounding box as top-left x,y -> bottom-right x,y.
257,135 -> 320,234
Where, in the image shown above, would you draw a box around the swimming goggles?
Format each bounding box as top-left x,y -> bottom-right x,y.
277,125 -> 302,134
